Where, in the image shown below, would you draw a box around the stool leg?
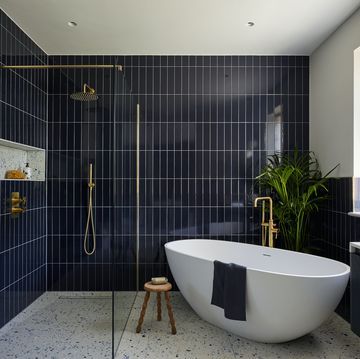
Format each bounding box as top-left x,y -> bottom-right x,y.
164,292 -> 177,334
136,291 -> 150,333
157,292 -> 162,321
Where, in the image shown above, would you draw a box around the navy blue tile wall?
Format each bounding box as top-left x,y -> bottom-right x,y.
47,55 -> 309,291
0,10 -> 47,327
311,177 -> 359,322
122,55 -> 310,286
47,56 -> 137,290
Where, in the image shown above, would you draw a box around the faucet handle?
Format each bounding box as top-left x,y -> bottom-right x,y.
20,196 -> 26,207
273,225 -> 279,239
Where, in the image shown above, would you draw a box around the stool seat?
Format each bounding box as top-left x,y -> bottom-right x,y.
144,281 -> 172,292
136,281 -> 177,335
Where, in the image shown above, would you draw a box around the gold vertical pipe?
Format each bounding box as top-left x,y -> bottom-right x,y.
268,197 -> 274,248
261,201 -> 266,246
136,104 -> 140,291
268,197 -> 273,223
89,163 -> 93,183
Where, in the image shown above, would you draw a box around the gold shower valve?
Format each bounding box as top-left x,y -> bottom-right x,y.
9,192 -> 27,218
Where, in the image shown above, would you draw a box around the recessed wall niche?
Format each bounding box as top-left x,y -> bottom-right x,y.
0,138 -> 45,181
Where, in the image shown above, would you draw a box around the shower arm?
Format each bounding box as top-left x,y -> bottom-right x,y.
83,83 -> 96,94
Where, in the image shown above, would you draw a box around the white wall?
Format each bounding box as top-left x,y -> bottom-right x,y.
310,7 -> 360,177
354,48 -> 360,177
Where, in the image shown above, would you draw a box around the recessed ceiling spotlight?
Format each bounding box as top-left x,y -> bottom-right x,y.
67,21 -> 78,27
246,21 -> 255,27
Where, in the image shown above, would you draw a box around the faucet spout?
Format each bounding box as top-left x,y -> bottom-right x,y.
254,196 -> 273,220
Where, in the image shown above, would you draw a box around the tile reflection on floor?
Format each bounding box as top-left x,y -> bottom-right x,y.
0,291 -> 136,359
116,292 -> 360,359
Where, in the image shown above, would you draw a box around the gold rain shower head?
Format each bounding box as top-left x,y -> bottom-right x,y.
70,83 -> 98,102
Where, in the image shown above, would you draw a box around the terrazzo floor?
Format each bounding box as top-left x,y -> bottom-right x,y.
0,291 -> 136,359
116,292 -> 360,359
0,291 -> 360,358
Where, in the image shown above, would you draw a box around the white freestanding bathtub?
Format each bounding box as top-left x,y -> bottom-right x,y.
165,239 -> 350,343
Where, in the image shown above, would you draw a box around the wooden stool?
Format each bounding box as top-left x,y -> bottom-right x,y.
136,281 -> 177,335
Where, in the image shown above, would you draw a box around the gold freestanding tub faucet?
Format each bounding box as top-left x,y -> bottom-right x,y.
254,196 -> 279,248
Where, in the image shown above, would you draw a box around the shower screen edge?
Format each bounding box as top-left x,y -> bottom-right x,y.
136,103 -> 140,293
111,62 -> 139,359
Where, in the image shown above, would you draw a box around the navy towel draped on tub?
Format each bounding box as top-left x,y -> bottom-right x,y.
211,260 -> 247,321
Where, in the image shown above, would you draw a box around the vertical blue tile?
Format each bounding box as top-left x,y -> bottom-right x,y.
0,9 -> 47,328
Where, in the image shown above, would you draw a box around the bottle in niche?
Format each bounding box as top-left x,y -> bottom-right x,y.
23,163 -> 32,179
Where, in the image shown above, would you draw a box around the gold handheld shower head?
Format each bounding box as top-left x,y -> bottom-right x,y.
84,163 -> 96,255
70,83 -> 98,102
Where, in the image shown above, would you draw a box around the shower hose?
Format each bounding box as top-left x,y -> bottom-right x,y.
84,163 -> 96,255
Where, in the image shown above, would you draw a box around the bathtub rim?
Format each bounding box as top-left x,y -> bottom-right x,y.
165,239 -> 350,279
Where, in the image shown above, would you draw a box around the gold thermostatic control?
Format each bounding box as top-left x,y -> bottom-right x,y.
8,192 -> 26,218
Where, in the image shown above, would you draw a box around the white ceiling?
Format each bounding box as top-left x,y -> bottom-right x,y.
1,0 -> 360,55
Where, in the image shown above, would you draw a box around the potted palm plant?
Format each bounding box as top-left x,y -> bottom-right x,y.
256,150 -> 337,252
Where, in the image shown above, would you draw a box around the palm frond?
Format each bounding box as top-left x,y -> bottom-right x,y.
256,150 -> 337,252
